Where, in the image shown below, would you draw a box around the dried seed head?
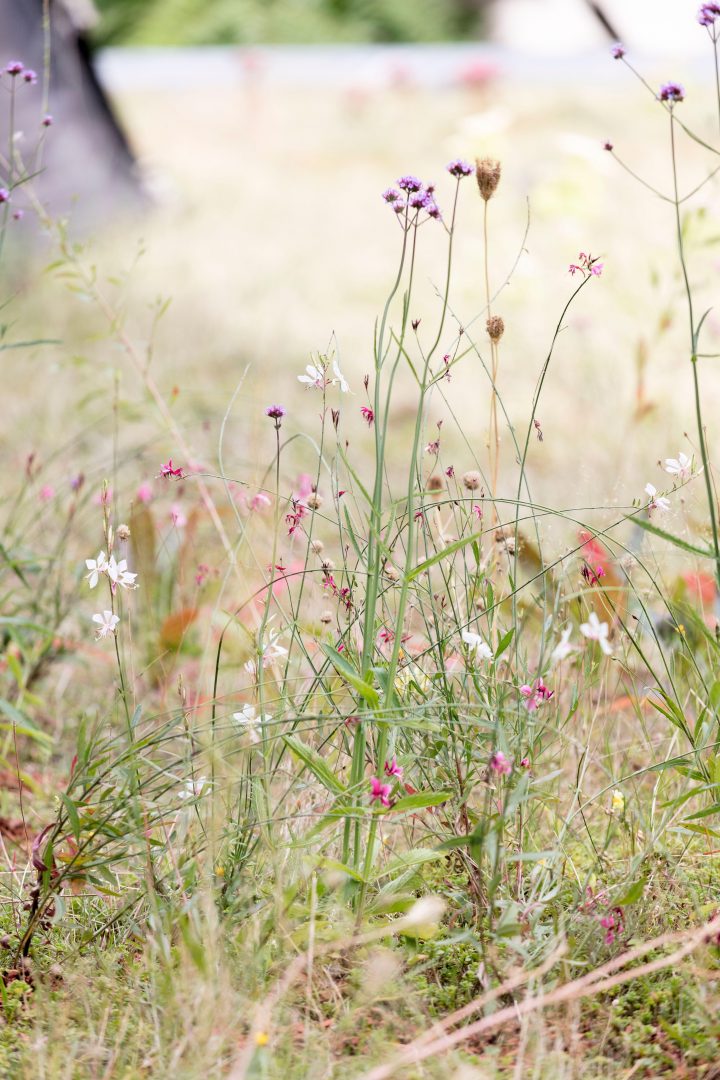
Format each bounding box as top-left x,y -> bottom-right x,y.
427,474 -> 444,494
306,492 -> 323,510
116,522 -> 131,542
486,315 -> 505,343
384,563 -> 400,582
310,539 -> 324,555
320,610 -> 333,624
320,558 -> 335,572
462,470 -> 482,492
475,157 -> 501,201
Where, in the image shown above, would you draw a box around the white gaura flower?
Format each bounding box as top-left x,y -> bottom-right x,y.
232,704 -> 271,743
580,611 -> 613,655
551,625 -> 576,664
179,777 -> 207,800
85,551 -> 108,588
92,610 -> 119,639
461,630 -> 493,661
331,358 -> 351,393
664,452 -> 694,482
645,483 -> 670,512
107,555 -> 138,590
298,363 -> 325,389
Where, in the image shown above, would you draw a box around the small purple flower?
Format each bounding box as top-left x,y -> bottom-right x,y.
409,189 -> 429,210
42,114 -> 53,127
603,141 -> 613,151
5,61 -> 23,76
12,209 -> 23,220
0,188 -> 10,204
426,200 -> 442,220
265,405 -> 286,420
397,174 -> 422,193
699,3 -> 720,26
22,69 -> 37,85
392,200 -> 406,215
382,187 -> 400,203
659,81 -> 684,103
446,158 -> 473,178
384,756 -> 404,779
611,43 -> 625,59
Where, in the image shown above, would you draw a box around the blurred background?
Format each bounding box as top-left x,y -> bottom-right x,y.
3,0 -> 719,544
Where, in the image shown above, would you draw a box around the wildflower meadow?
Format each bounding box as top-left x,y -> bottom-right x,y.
2,7 -> 720,1079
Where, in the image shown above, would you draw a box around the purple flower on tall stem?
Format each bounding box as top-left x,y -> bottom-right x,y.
42,114 -> 53,127
22,69 -> 37,84
409,189 -> 429,210
265,405 -> 286,420
5,61 -> 23,76
397,175 -> 423,193
0,189 -> 10,204
611,43 -> 625,59
382,187 -> 400,203
446,158 -> 473,178
659,81 -> 685,103
699,3 -> 720,26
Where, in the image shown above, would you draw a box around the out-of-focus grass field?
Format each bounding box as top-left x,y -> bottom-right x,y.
12,69 -> 720,528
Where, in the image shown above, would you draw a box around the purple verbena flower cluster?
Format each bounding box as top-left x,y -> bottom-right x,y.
4,60 -> 37,83
611,43 -> 625,59
659,81 -> 685,103
699,3 -> 720,26
382,173 -> 442,221
446,158 -> 473,178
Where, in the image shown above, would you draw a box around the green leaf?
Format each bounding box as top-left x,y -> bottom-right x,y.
683,802 -> 720,821
392,791 -> 452,813
321,644 -> 379,706
282,733 -> 346,796
625,515 -> 714,559
60,794 -> 81,842
408,531 -> 483,582
372,847 -> 445,882
0,698 -> 52,744
494,627 -> 515,660
615,878 -> 646,906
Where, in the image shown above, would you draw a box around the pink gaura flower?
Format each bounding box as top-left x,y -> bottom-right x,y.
39,484 -> 55,501
250,492 -> 272,511
170,503 -> 187,528
519,678 -> 554,711
472,503 -> 483,520
384,756 -> 404,779
136,482 -> 153,504
489,750 -> 512,776
370,776 -> 392,807
361,406 -> 375,427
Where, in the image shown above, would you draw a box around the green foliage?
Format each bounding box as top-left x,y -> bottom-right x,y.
93,0 -> 486,46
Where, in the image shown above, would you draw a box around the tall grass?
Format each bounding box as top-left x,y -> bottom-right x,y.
0,13 -> 720,1078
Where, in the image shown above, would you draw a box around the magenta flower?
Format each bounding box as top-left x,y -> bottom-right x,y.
382,187 -> 400,203
136,482 -> 153,503
489,750 -> 512,776
42,114 -> 53,127
384,756 -> 404,779
611,44 -> 625,59
0,189 -> 10,204
520,757 -> 530,769
159,459 -> 184,479
659,81 -> 684,103
5,61 -> 23,76
370,776 -> 392,807
699,3 -> 720,26
603,141 -> 613,151
360,406 -> 374,426
392,200 -> 407,215
265,404 -> 286,420
22,69 -> 37,84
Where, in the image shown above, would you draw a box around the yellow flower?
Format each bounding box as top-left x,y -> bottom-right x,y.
255,1031 -> 269,1047
611,789 -> 625,814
